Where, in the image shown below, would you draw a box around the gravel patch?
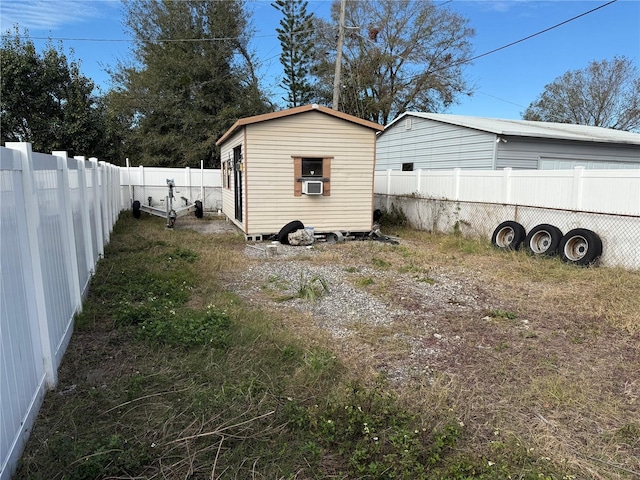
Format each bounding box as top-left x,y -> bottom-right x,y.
224,240 -> 500,383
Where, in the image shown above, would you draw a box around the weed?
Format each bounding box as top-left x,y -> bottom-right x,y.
380,203 -> 409,228
490,309 -> 518,320
355,276 -> 375,287
164,247 -> 199,263
296,272 -> 329,302
138,305 -> 231,349
372,257 -> 391,269
417,276 -> 437,284
307,382 -> 463,479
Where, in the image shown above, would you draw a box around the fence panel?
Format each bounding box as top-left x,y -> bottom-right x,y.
581,169 -> 640,215
0,143 -> 122,480
375,168 -> 640,216
508,169 -> 574,209
457,170 -> 504,203
0,149 -> 48,480
31,152 -> 76,371
120,164 -> 222,212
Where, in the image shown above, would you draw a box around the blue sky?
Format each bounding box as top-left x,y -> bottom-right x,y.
1,0 -> 638,121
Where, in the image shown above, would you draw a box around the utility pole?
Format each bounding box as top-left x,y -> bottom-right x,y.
332,0 -> 346,110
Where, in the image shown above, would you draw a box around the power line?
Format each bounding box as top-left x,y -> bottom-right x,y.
463,0 -> 618,66
400,0 -> 619,95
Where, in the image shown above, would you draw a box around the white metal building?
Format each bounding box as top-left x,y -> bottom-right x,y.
376,113 -> 640,171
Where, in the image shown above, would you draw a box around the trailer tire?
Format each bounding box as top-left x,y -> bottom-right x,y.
132,200 -> 141,219
491,221 -> 525,251
524,224 -> 562,256
277,220 -> 304,245
195,200 -> 203,218
559,228 -> 602,266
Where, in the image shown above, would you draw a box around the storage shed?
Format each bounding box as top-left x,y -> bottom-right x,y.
216,104 -> 383,240
376,112 -> 640,171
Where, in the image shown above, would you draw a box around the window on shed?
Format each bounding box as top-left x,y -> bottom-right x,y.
402,162 -> 414,171
302,158 -> 323,177
293,156 -> 332,196
222,158 -> 232,189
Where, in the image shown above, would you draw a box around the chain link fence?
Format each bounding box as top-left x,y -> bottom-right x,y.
375,194 -> 640,270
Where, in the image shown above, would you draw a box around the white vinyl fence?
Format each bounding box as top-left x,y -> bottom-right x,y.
374,168 -> 640,269
375,167 -> 640,216
0,143 -> 122,480
120,162 -> 222,212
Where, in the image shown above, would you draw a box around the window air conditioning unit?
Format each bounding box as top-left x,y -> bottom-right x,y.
302,180 -> 323,195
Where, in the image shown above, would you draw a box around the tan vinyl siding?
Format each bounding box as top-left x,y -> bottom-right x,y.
243,111 -> 376,235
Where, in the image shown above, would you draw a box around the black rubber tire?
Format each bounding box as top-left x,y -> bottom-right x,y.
194,200 -> 203,218
491,221 -> 526,251
277,220 -> 304,245
132,200 -> 141,219
373,209 -> 383,222
559,228 -> 602,266
524,224 -> 562,256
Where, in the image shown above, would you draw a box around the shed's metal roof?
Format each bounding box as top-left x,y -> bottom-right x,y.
388,112 -> 640,146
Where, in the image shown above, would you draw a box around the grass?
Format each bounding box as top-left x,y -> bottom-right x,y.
15,214 -> 640,479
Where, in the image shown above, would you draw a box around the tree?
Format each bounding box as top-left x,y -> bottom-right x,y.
311,0 -> 475,124
523,57 -> 640,131
111,0 -> 271,168
272,0 -> 315,107
1,28 -> 120,159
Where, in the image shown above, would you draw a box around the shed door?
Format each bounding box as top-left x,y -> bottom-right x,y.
233,146 -> 243,222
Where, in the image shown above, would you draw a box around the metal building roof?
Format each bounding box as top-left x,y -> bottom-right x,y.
388,112 -> 640,146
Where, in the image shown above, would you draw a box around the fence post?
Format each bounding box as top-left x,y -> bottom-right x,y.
98,161 -> 110,243
138,165 -> 145,206
572,166 -> 585,210
386,169 -> 392,211
185,166 -> 191,204
453,168 -> 461,200
126,158 -> 133,208
75,157 -> 95,275
52,151 -> 82,314
502,167 -> 512,204
8,142 -> 57,387
90,158 -> 105,257
200,160 -> 204,208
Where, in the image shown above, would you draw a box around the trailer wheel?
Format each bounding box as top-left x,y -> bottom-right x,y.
195,200 -> 203,218
559,229 -> 602,266
132,200 -> 141,219
491,221 -> 526,251
525,224 -> 562,256
277,220 -> 304,245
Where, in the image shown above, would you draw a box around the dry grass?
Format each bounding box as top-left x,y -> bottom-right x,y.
253,227 -> 640,478
17,216 -> 639,479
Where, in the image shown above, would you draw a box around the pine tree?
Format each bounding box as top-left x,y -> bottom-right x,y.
272,0 -> 315,107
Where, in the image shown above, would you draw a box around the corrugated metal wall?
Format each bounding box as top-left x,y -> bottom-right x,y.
0,143 -> 122,480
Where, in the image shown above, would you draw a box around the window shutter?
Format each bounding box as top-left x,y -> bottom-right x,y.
323,157 -> 331,196
293,157 -> 302,196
